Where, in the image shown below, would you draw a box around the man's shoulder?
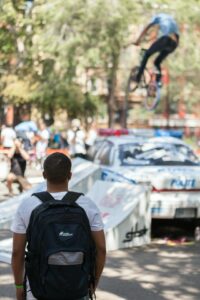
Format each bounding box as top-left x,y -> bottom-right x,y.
18,194 -> 41,214
77,194 -> 100,211
77,194 -> 93,204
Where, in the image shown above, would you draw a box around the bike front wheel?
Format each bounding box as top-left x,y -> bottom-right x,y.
143,81 -> 161,111
127,66 -> 139,93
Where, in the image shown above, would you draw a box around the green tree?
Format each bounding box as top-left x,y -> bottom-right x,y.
29,0 -> 140,126
2,0 -> 200,127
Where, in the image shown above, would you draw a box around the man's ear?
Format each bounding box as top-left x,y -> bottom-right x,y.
43,171 -> 47,179
68,172 -> 72,180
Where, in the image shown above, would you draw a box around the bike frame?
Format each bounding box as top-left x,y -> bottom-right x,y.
126,47 -> 162,111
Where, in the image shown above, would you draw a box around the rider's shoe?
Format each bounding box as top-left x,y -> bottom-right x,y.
155,70 -> 162,85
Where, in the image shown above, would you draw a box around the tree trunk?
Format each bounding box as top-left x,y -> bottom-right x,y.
107,54 -> 119,128
107,84 -> 116,128
121,88 -> 128,128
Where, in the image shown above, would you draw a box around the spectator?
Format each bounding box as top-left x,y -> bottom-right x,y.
11,152 -> 106,300
6,138 -> 31,195
67,119 -> 86,158
85,121 -> 98,151
1,122 -> 16,149
15,120 -> 38,151
35,121 -> 50,169
60,132 -> 69,149
49,131 -> 69,149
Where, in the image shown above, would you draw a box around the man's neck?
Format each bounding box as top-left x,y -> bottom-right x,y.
47,182 -> 68,193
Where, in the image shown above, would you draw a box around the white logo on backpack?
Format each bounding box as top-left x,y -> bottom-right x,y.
59,231 -> 73,237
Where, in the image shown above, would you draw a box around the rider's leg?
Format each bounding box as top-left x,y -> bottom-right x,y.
154,50 -> 169,83
136,52 -> 150,82
154,37 -> 178,83
136,37 -> 167,82
136,36 -> 177,83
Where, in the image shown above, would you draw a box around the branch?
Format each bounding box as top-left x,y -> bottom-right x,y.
11,0 -> 24,14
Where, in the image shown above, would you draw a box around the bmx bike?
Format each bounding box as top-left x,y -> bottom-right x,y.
126,48 -> 162,111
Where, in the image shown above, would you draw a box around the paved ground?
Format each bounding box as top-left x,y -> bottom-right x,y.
0,227 -> 200,300
0,165 -> 200,300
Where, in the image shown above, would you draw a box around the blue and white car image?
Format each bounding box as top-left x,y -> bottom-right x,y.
88,136 -> 200,220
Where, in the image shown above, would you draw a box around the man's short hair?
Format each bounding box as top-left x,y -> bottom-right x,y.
43,152 -> 71,183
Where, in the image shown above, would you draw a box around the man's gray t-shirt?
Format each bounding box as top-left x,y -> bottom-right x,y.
151,13 -> 179,37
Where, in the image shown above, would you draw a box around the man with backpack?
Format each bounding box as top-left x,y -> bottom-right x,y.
11,152 -> 106,300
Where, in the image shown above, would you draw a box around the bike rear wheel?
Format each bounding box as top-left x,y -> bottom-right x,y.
143,77 -> 161,111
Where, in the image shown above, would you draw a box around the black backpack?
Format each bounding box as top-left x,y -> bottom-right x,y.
25,191 -> 96,300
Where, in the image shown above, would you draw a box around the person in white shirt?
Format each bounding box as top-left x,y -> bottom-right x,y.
85,121 -> 98,151
35,121 -> 50,168
67,119 -> 86,158
1,123 -> 16,148
11,152 -> 106,300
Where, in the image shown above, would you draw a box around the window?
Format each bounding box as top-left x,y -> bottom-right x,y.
95,141 -> 113,165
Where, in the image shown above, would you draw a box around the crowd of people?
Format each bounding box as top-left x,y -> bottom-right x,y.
0,118 -> 98,195
0,120 -> 104,300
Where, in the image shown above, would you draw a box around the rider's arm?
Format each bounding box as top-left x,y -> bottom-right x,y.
135,23 -> 154,45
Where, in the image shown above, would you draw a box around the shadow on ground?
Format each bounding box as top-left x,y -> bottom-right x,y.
97,242 -> 200,300
1,230 -> 200,300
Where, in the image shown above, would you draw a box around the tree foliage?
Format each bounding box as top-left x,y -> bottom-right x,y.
1,0 -> 200,124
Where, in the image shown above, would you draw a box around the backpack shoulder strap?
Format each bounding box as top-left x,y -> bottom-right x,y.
61,191 -> 84,205
32,191 -> 55,203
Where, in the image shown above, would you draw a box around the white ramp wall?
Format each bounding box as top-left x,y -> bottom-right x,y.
0,159 -> 101,264
0,166 -> 151,263
87,180 -> 151,251
0,158 -> 101,230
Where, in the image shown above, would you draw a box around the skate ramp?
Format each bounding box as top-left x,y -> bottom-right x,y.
0,159 -> 101,264
0,158 -> 101,230
0,180 -> 151,263
87,180 -> 151,251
